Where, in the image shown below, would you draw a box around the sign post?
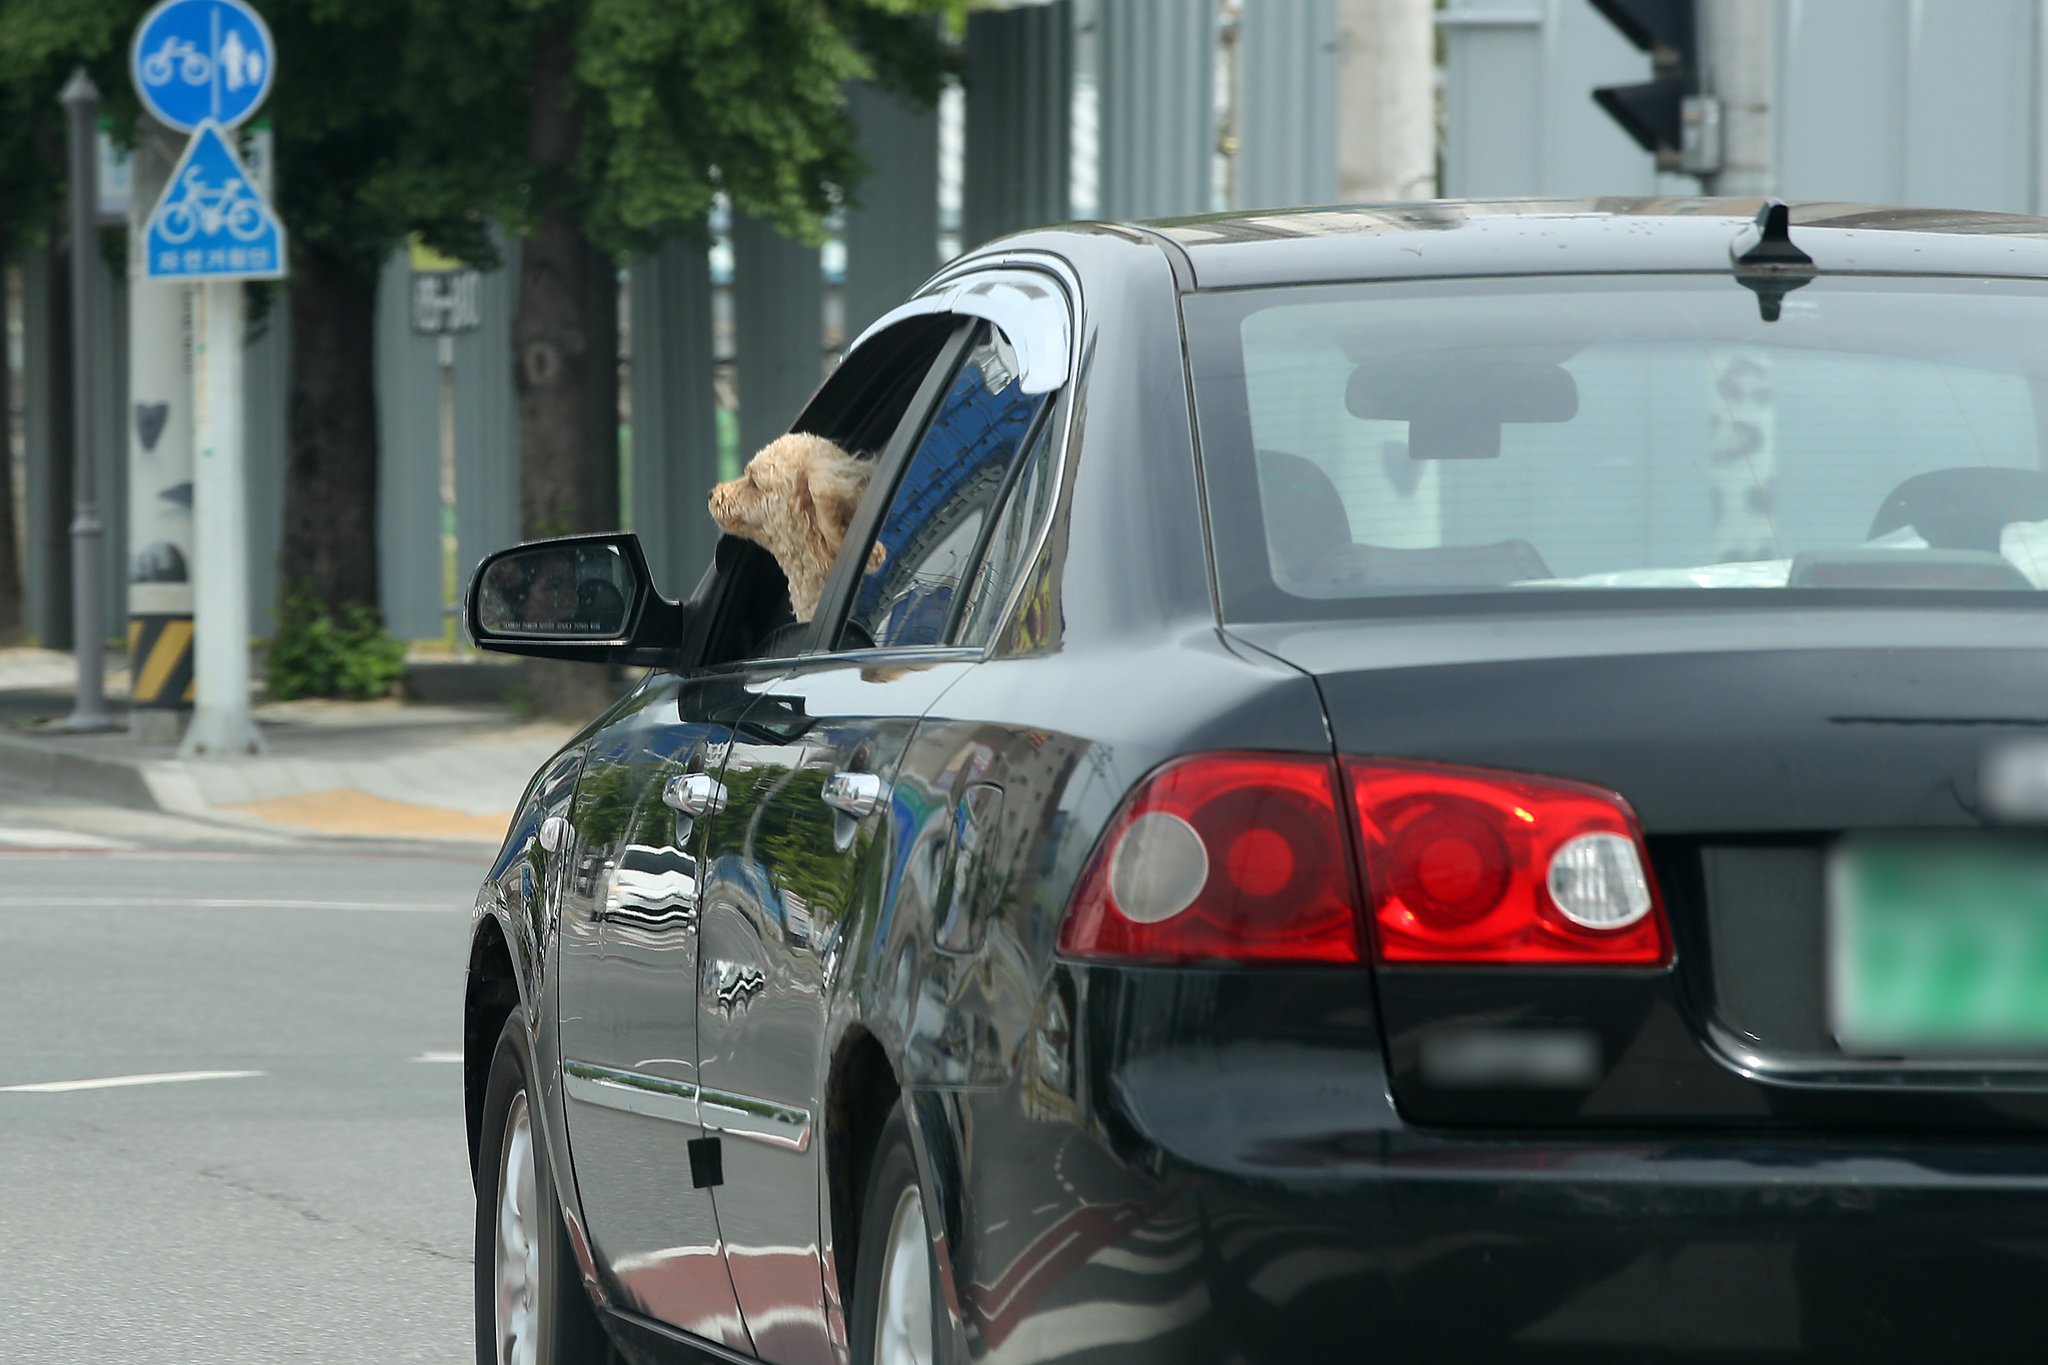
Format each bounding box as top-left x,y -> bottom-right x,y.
58,69 -> 116,734
410,238 -> 482,642
125,119 -> 198,741
131,0 -> 280,757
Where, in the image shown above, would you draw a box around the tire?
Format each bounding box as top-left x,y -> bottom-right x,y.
475,1010 -> 612,1365
850,1106 -> 948,1365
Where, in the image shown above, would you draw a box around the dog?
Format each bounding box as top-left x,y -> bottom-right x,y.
709,433 -> 886,622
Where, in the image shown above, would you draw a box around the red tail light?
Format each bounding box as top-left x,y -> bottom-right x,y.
1348,759 -> 1670,965
1056,752 -> 1669,968
1057,753 -> 1361,964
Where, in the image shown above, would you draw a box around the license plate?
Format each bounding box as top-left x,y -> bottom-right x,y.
1832,838 -> 2048,1054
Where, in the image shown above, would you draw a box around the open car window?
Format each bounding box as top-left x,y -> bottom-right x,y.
691,316 -> 963,669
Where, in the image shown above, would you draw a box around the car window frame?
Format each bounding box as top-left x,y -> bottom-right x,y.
940,394 -> 1064,647
782,321 -> 982,661
831,321 -> 1057,654
852,266 -> 1073,396
808,262 -> 1080,664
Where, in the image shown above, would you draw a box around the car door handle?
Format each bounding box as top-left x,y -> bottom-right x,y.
538,815 -> 572,854
664,773 -> 728,818
820,771 -> 887,818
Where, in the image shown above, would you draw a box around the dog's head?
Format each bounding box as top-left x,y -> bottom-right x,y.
709,433 -> 881,620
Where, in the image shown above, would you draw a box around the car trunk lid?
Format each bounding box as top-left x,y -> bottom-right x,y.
1230,606 -> 2048,1133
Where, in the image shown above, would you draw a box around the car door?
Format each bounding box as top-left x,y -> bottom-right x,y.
552,666 -> 776,1350
693,311 -> 1069,1364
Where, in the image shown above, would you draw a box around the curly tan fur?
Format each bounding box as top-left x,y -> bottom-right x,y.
709,433 -> 883,621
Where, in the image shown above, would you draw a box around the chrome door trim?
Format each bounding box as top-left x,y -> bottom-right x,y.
563,1060 -> 811,1154
562,1059 -> 700,1124
698,1087 -> 813,1153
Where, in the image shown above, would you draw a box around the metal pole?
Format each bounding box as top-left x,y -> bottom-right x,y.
59,68 -> 114,733
180,279 -> 262,756
1698,0 -> 1775,198
1336,0 -> 1438,202
126,119 -> 198,742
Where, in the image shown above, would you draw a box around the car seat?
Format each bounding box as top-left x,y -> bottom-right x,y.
1867,467 -> 2048,553
1258,450 -> 1354,585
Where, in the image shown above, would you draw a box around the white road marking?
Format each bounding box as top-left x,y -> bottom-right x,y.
1,1069 -> 264,1094
413,1051 -> 463,1064
0,826 -> 137,851
0,897 -> 454,913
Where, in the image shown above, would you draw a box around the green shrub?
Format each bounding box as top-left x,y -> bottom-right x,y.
265,585 -> 408,701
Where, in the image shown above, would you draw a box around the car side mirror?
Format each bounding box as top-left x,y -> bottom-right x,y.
464,532 -> 693,667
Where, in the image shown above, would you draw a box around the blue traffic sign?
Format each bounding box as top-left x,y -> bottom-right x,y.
130,0 -> 275,133
144,121 -> 286,281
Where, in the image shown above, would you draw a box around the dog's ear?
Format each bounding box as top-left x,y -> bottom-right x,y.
798,455 -> 868,553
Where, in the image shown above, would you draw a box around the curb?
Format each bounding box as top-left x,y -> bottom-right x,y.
0,726 -> 506,853
0,728 -> 180,813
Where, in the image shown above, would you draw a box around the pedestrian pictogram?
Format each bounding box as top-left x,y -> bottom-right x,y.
130,0 -> 275,133
143,120 -> 287,281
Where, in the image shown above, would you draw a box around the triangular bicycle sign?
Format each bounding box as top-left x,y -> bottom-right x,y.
144,118 -> 287,281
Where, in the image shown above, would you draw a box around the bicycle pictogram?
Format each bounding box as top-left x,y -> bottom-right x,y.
139,36 -> 210,86
156,165 -> 267,245
130,0 -> 274,133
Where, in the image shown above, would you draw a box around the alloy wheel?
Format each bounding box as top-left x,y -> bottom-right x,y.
495,1090 -> 541,1365
874,1184 -> 935,1365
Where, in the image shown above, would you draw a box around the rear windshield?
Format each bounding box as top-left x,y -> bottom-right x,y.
1185,275 -> 2048,621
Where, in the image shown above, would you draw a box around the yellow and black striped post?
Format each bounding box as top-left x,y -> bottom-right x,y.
129,614 -> 196,709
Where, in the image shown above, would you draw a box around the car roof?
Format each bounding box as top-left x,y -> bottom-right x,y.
984,198 -> 2048,292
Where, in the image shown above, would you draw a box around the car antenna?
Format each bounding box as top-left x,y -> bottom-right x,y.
1728,198 -> 1816,323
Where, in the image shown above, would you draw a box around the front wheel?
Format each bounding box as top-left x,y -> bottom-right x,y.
850,1106 -> 947,1365
474,1010 -> 611,1365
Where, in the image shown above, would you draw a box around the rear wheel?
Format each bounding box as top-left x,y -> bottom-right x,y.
475,1011 -> 611,1365
850,1106 -> 945,1365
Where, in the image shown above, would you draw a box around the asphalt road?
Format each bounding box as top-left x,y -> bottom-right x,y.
0,795 -> 492,1363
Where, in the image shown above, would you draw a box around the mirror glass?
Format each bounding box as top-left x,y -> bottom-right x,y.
476,543 -> 637,639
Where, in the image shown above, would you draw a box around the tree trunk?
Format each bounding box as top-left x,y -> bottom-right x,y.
282,244 -> 380,613
0,254 -> 27,645
516,28 -> 621,718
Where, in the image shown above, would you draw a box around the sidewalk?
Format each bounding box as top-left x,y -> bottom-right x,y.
0,648 -> 576,846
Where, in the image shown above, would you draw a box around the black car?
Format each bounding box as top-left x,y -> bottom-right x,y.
464,198 -> 2048,1364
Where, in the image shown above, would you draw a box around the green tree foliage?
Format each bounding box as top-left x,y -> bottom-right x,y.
476,0 -> 955,716
568,0 -> 956,254
0,0 -> 957,677
0,0 -> 518,638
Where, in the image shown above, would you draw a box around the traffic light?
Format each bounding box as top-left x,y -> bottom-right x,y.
1589,0 -> 1712,173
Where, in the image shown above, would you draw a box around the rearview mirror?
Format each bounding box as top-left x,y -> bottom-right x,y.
1348,357 -> 1578,459
465,532 -> 689,665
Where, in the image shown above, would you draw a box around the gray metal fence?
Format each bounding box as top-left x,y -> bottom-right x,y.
1440,0 -> 2048,211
